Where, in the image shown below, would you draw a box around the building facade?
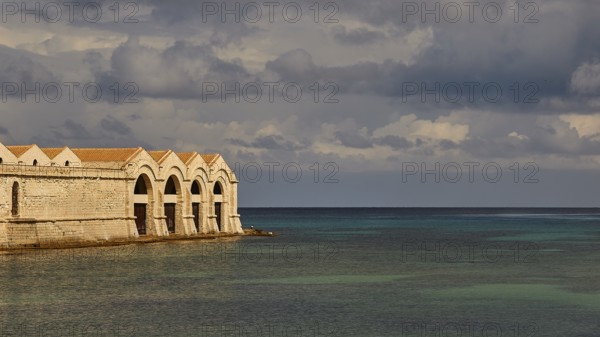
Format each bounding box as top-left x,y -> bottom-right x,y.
0,143 -> 243,248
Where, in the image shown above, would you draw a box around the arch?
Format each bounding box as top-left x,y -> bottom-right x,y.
135,176 -> 148,194
11,182 -> 19,216
213,181 -> 222,194
133,174 -> 154,236
165,176 -> 178,195
65,160 -> 70,166
191,181 -> 201,195
163,174 -> 182,234
212,180 -> 226,231
190,170 -> 210,233
191,180 -> 202,232
32,159 -> 38,166
0,157 -> 3,164
210,168 -> 233,233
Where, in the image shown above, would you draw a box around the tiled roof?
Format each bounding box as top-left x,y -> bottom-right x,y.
41,147 -> 67,159
6,145 -> 35,157
148,150 -> 170,163
200,154 -> 219,164
71,148 -> 142,162
176,152 -> 197,164
1,142 -> 226,168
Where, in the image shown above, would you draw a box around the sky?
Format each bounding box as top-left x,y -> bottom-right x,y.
1,0 -> 600,207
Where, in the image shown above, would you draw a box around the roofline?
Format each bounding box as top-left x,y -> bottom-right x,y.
124,147 -> 145,164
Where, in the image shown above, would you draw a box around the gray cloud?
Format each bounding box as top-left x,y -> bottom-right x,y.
100,116 -> 132,135
373,136 -> 413,150
228,135 -> 307,151
334,131 -> 372,149
331,26 -> 387,45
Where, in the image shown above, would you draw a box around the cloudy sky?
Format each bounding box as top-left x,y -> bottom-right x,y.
1,0 -> 600,206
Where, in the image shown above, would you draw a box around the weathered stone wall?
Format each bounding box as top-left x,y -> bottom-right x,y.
0,165 -> 134,248
0,148 -> 244,248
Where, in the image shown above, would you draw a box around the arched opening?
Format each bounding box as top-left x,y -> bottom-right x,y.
135,176 -> 148,194
32,159 -> 37,166
0,157 -> 3,164
65,161 -> 70,166
11,182 -> 19,217
192,181 -> 201,195
191,181 -> 201,232
213,181 -> 223,231
134,175 -> 150,235
164,176 -> 180,234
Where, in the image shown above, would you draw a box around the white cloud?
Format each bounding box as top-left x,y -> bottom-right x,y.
559,113 -> 600,140
570,60 -> 600,94
373,114 -> 469,143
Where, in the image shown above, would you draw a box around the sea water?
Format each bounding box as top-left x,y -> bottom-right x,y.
0,208 -> 599,336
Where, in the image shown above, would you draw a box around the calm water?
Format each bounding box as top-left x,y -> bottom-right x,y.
1,208 -> 600,336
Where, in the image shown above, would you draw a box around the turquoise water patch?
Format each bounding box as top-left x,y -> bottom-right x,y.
430,284 -> 600,309
489,232 -> 592,241
317,230 -> 381,236
235,274 -> 411,285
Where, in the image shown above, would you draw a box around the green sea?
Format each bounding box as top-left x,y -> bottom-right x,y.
1,208 -> 599,336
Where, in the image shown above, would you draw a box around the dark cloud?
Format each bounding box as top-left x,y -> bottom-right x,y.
334,131 -> 372,149
228,135 -> 307,151
265,49 -> 319,83
95,36 -> 254,100
63,120 -> 93,139
0,45 -> 56,88
100,116 -> 132,135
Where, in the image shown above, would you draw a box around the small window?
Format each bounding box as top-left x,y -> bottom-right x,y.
33,159 -> 38,166
191,181 -> 201,195
134,176 -> 148,194
0,157 -> 3,164
165,176 -> 177,195
11,182 -> 19,216
65,161 -> 70,166
213,182 -> 222,195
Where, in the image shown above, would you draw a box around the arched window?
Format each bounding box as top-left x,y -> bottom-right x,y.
11,182 -> 19,216
65,161 -> 70,166
32,159 -> 38,166
134,176 -> 148,194
191,181 -> 201,195
165,177 -> 177,195
0,157 -> 3,164
213,182 -> 222,195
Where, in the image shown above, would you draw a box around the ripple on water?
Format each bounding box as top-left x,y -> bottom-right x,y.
429,284 -> 600,309
233,274 -> 412,285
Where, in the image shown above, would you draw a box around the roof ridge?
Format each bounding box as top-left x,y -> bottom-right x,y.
124,147 -> 145,163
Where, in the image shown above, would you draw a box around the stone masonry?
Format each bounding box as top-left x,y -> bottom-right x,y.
0,143 -> 243,248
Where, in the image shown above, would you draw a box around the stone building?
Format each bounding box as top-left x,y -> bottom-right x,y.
0,142 -> 243,248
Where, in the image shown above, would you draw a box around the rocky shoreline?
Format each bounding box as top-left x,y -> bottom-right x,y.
0,228 -> 275,251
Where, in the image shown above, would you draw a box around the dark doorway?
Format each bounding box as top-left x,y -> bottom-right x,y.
191,180 -> 201,232
165,203 -> 176,233
215,202 -> 222,231
134,176 -> 150,235
192,203 -> 200,232
11,182 -> 19,217
164,176 -> 178,234
134,204 -> 147,235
